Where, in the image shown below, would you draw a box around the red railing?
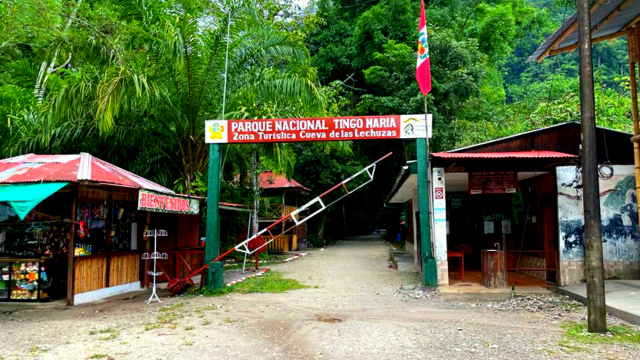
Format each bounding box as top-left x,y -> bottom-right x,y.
145,250 -> 205,288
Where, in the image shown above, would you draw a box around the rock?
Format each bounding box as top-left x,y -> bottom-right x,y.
401,285 -> 415,290
488,345 -> 498,349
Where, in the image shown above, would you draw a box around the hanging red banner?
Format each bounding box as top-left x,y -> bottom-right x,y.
204,115 -> 431,144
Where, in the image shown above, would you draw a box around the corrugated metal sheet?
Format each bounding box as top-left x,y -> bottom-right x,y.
529,0 -> 638,62
259,171 -> 310,191
220,202 -> 248,208
431,151 -> 576,159
0,153 -> 174,194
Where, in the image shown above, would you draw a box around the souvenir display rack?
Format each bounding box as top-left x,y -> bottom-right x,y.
141,229 -> 168,304
0,261 -> 9,300
0,259 -> 53,302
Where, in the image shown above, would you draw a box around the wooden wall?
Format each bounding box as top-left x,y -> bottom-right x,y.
453,123 -> 633,165
109,254 -> 139,287
74,253 -> 140,294
74,257 -> 107,294
177,215 -> 200,248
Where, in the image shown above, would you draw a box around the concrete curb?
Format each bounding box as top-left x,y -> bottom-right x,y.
226,268 -> 269,287
557,287 -> 640,326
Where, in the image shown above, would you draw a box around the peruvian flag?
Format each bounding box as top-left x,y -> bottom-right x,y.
416,0 -> 431,95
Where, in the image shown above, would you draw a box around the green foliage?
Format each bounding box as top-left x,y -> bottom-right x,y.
229,271 -> 308,293
562,322 -> 640,345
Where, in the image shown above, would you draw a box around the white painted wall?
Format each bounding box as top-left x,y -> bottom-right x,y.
74,282 -> 141,305
432,167 -> 447,261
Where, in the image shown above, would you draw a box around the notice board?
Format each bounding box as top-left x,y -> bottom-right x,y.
469,171 -> 517,195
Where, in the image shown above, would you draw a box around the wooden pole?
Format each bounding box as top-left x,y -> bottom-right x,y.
66,186 -> 78,306
577,0 -> 607,333
628,29 -> 640,233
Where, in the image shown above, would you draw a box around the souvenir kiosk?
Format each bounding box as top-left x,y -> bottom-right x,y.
0,153 -> 203,305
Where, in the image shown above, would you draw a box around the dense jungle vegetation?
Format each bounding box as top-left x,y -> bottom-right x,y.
0,0 -> 634,243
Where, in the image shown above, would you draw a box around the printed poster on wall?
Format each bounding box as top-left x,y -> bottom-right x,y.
205,115 -> 432,144
469,171 -> 517,195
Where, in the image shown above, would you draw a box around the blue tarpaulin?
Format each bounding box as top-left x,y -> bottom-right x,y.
0,182 -> 68,220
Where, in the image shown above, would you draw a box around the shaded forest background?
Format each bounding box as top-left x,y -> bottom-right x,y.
0,0 -> 635,244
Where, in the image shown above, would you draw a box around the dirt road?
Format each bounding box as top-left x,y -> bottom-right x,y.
0,237 -> 638,360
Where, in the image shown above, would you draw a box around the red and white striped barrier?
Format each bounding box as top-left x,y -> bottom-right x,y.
226,268 -> 270,287
283,252 -> 309,263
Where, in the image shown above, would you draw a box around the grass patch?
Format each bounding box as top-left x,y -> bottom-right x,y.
159,303 -> 184,312
98,328 -> 120,341
201,304 -> 217,311
184,326 -> 194,331
203,320 -> 211,325
157,312 -> 182,324
200,271 -> 307,297
563,322 -> 640,345
184,340 -> 194,346
556,340 -> 585,353
233,271 -> 308,294
532,347 -> 557,355
144,323 -> 162,331
87,354 -> 108,359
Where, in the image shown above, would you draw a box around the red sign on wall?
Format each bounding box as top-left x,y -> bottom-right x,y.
204,115 -> 431,144
469,171 -> 517,195
434,187 -> 444,199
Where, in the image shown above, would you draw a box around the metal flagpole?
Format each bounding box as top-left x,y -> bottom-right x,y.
204,5 -> 232,290
424,97 -> 435,259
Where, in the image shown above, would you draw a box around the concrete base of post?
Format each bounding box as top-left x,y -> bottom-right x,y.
423,256 -> 437,287
205,261 -> 224,290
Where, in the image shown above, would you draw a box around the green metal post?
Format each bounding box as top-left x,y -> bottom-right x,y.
204,144 -> 224,289
417,138 -> 437,287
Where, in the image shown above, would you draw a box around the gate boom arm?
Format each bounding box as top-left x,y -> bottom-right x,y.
227,152 -> 394,257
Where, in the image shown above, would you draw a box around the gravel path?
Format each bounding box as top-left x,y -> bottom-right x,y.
0,237 -> 638,360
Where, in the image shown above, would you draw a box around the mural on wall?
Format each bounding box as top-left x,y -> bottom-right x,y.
557,166 -> 640,261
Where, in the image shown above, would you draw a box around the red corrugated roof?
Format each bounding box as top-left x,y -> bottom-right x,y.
431,151 -> 576,159
220,202 -> 248,208
259,171 -> 310,192
0,153 -> 174,194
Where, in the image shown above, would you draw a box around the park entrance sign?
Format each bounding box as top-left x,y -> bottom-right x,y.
202,113 -> 437,291
204,114 -> 432,144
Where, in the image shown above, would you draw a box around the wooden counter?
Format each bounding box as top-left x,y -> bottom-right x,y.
74,252 -> 140,295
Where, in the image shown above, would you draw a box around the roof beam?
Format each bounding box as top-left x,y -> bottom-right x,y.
537,2 -> 602,63
548,29 -> 633,56
592,0 -> 634,36
622,13 -> 640,30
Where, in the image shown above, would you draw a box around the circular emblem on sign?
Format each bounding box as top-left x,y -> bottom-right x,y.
190,199 -> 199,214
417,30 -> 429,60
209,122 -> 225,140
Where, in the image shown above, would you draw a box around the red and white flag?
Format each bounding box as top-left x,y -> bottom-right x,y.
416,0 -> 431,95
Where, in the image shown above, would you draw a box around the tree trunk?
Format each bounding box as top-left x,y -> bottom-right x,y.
34,0 -> 83,102
318,213 -> 327,246
250,150 -> 260,236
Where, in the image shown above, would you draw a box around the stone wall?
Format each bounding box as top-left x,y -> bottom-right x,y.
514,255 -> 547,281
559,260 -> 640,285
437,260 -> 449,286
